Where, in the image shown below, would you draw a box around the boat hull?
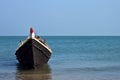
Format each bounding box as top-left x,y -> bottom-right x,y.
15,39 -> 51,67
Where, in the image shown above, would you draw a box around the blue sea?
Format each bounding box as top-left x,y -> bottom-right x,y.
0,36 -> 120,80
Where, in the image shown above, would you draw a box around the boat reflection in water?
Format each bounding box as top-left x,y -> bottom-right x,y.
16,64 -> 52,80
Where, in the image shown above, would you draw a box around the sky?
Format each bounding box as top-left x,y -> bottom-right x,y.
0,0 -> 120,36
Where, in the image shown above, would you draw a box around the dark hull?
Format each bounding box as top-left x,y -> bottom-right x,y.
15,39 -> 51,67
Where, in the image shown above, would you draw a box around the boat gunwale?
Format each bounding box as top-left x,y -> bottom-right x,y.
16,37 -> 52,54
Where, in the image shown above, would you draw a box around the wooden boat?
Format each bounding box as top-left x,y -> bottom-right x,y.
15,27 -> 52,67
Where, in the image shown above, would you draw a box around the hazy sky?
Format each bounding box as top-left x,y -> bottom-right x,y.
0,0 -> 120,36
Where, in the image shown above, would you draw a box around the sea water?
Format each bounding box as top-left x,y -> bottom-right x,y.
0,36 -> 120,80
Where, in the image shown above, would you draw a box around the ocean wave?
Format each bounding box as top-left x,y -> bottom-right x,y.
64,66 -> 120,72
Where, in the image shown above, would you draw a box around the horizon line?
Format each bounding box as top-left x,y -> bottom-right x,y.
0,35 -> 120,37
